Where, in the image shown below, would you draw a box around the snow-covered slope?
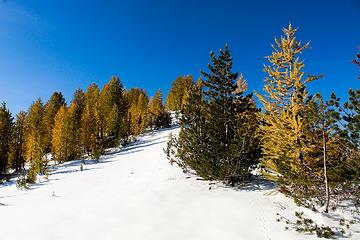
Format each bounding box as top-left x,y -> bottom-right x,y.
0,127 -> 358,240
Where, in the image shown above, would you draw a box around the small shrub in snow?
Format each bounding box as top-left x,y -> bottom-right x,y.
92,149 -> 101,161
17,174 -> 27,190
27,167 -> 37,184
276,211 -> 355,238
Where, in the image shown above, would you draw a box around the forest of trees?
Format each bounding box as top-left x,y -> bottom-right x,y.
0,24 -> 359,234
0,77 -> 171,185
166,24 -> 360,218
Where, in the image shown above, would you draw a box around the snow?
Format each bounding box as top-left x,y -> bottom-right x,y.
0,126 -> 359,240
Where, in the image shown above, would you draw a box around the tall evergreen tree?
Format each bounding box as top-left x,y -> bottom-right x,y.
171,45 -> 260,183
9,111 -> 27,172
97,77 -> 126,148
173,81 -> 207,173
81,83 -> 100,158
201,45 -> 260,181
291,48 -> 360,210
306,94 -> 344,212
329,91 -> 359,154
0,102 -> 13,178
71,88 -> 85,133
107,78 -> 126,131
326,53 -> 360,202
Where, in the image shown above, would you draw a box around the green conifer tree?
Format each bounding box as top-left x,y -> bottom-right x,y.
172,45 -> 260,183
306,94 -> 345,212
67,89 -> 85,159
71,88 -> 85,134
98,77 -> 126,148
174,82 -> 207,174
0,102 -> 13,178
326,53 -> 360,202
202,45 -> 260,181
81,84 -> 100,158
9,111 -> 27,172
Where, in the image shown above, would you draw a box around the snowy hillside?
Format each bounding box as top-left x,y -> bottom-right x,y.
0,127 -> 359,240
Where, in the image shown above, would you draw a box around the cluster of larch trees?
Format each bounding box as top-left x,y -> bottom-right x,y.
166,24 -> 360,212
0,77 -> 171,184
165,75 -> 194,112
0,23 -> 358,215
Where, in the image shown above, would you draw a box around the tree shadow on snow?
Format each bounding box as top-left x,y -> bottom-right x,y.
26,181 -> 51,190
0,158 -> 111,193
0,127 -> 173,201
119,149 -> 144,156
49,167 -> 101,176
321,201 -> 360,224
142,125 -> 179,136
0,179 -> 17,188
120,140 -> 167,154
217,176 -> 277,192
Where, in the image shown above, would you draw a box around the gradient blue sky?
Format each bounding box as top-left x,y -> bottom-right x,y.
0,0 -> 359,113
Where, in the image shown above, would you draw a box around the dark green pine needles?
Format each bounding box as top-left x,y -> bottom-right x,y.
175,45 -> 261,183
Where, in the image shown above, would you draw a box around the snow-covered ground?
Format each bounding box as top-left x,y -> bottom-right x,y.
0,127 -> 359,240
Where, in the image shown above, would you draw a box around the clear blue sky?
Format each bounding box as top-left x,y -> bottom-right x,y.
0,0 -> 359,114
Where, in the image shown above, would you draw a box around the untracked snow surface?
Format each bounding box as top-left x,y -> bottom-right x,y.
0,127 -> 359,240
